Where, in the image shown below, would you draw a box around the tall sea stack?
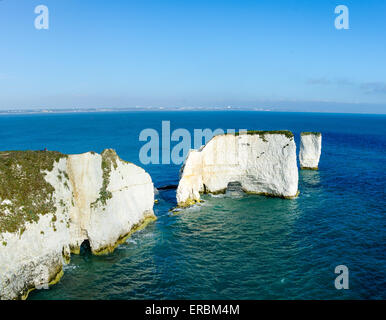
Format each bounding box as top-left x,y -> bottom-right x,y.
299,132 -> 322,170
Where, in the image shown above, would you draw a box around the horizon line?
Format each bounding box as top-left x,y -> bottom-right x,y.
0,107 -> 385,116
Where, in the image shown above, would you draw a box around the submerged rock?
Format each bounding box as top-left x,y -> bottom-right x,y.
176,131 -> 299,207
299,132 -> 322,170
0,149 -> 155,300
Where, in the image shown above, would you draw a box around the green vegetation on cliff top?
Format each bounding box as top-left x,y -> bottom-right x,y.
90,149 -> 118,208
0,151 -> 67,234
232,130 -> 294,142
301,132 -> 321,136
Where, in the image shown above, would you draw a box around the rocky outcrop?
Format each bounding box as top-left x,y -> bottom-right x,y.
176,131 -> 299,207
0,149 -> 155,300
299,132 -> 322,170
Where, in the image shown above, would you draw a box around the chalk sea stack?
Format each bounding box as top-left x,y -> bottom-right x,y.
299,132 -> 322,170
0,149 -> 155,300
176,131 -> 299,207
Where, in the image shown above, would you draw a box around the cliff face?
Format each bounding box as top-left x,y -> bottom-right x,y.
0,150 -> 155,300
176,131 -> 299,207
299,132 -> 322,170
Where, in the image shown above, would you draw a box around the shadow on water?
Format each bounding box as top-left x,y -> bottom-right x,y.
300,169 -> 321,187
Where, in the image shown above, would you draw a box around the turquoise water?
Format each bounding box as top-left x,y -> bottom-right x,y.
0,111 -> 385,299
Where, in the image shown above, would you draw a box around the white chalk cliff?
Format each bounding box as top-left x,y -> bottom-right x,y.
0,149 -> 155,300
176,131 -> 299,207
299,132 -> 322,170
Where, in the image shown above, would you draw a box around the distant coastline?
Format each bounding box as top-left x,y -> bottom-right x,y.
0,106 -> 385,116
0,106 -> 272,115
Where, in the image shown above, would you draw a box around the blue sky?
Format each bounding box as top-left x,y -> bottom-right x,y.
0,0 -> 385,113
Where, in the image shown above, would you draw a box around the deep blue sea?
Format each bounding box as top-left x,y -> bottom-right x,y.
0,111 -> 385,299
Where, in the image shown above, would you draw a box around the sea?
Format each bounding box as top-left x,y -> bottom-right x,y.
0,111 -> 384,299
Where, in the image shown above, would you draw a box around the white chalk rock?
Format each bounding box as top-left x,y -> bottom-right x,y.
176,132 -> 299,207
299,132 -> 322,170
0,149 -> 155,300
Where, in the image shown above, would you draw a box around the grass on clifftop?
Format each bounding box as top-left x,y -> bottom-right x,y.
301,132 -> 321,136
0,151 -> 67,235
232,130 -> 294,142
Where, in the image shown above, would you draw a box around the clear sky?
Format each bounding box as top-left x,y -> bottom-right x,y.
0,0 -> 385,113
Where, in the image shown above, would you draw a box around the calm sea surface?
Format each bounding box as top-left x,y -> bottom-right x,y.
0,111 -> 384,299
